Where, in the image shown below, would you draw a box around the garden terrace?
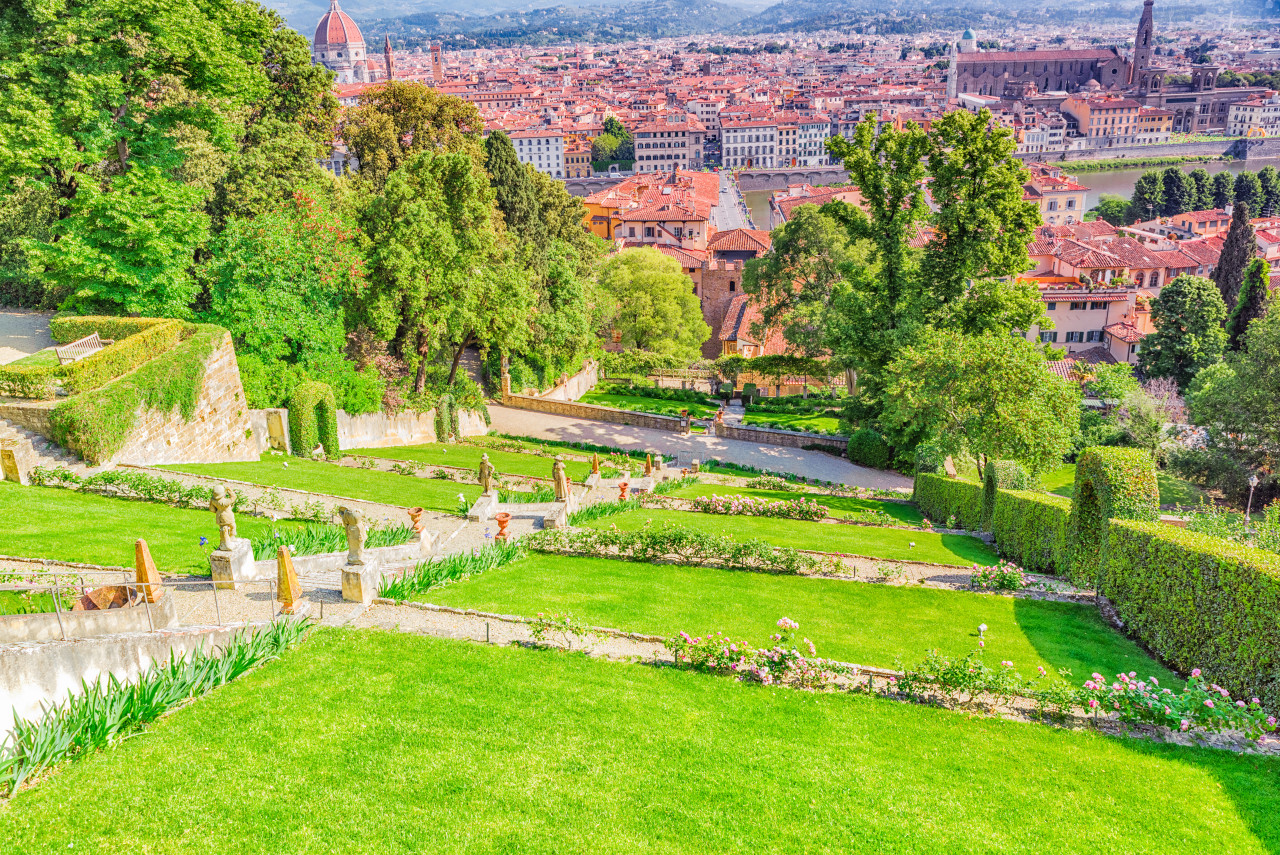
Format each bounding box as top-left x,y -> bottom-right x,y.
1040,463 -> 1207,508
158,454 -> 480,515
582,508 -> 998,567
739,410 -> 843,434
2,630 -> 1274,853
577,390 -> 721,420
418,553 -> 1174,683
349,441 -> 595,481
667,482 -> 924,525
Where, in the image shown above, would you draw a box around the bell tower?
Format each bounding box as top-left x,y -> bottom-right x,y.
1130,0 -> 1155,86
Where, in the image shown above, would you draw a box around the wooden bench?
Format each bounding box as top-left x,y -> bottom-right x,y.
55,333 -> 114,365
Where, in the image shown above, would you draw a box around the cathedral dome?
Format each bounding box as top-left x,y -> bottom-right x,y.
314,0 -> 365,52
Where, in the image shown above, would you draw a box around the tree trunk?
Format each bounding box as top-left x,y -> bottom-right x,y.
413,329 -> 428,395
447,333 -> 474,385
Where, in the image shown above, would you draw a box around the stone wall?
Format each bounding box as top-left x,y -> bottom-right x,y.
698,261 -> 746,359
735,167 -> 850,191
335,407 -> 488,450
0,400 -> 53,439
502,393 -> 687,433
1017,139 -> 1260,164
248,408 -> 291,455
0,593 -> 178,645
715,422 -> 847,452
531,359 -> 599,402
109,330 -> 259,466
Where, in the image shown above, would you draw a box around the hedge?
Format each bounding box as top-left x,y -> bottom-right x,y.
0,317 -> 185,400
49,325 -> 219,465
913,473 -> 982,530
49,315 -> 175,344
991,490 -> 1071,574
1100,519 -> 1280,709
981,459 -> 1030,531
434,392 -> 457,442
847,428 -> 892,469
1067,447 -> 1159,586
288,381 -> 339,459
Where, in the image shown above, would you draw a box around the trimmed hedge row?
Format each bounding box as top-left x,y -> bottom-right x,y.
913,473 -> 983,530
0,318 -> 186,400
49,315 -> 175,344
1101,519 -> 1280,710
287,381 -> 339,459
1068,447 -> 1160,586
981,459 -> 1030,531
846,427 -> 892,469
991,490 -> 1071,574
49,325 -> 219,464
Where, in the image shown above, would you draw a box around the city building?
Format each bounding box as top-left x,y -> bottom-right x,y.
1228,91 -> 1280,137
1022,163 -> 1088,226
581,169 -> 719,250
721,118 -> 778,169
633,115 -> 702,173
311,0 -> 372,84
509,128 -> 566,178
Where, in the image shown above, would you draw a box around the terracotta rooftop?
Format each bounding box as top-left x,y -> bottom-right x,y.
707,228 -> 772,255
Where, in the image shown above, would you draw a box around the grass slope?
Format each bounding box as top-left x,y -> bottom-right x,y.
350,442 -> 591,481
423,554 -> 1176,683
159,454 -> 478,515
2,630 -> 1274,853
670,482 -> 924,525
579,391 -> 720,419
584,508 -> 997,566
741,411 -> 843,433
0,481 -> 301,574
1042,463 -> 1207,508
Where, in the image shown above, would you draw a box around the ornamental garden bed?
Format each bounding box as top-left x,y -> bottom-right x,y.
666,482 -> 924,525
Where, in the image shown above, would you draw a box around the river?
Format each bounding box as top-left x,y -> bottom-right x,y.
741,159 -> 1254,232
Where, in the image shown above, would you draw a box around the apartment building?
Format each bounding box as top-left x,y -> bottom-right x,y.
686,97 -> 726,141
633,115 -> 702,173
1228,91 -> 1280,137
722,118 -> 778,168
1060,95 -> 1145,146
509,128 -> 566,178
1023,162 -> 1088,226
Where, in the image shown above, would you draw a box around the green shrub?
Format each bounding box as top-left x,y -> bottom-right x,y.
1100,519 -> 1280,709
741,382 -> 758,404
913,473 -> 983,530
991,490 -> 1071,574
1067,447 -> 1159,586
49,325 -> 222,464
981,459 -> 1030,531
433,392 -> 458,442
287,381 -> 339,459
914,440 -> 947,476
48,315 -> 175,344
846,428 -> 892,469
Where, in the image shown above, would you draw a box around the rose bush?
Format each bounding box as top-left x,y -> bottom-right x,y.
688,493 -> 827,521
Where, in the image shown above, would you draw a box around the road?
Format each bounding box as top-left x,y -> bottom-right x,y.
710,171 -> 754,231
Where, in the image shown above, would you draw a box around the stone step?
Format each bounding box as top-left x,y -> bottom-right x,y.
0,416 -> 102,479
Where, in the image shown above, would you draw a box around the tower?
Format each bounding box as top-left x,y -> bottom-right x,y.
312,0 -> 369,84
946,39 -> 958,101
431,43 -> 444,83
384,34 -> 395,81
1130,0 -> 1155,86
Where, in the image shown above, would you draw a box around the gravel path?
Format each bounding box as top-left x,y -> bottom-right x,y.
488,405 -> 912,490
0,309 -> 53,365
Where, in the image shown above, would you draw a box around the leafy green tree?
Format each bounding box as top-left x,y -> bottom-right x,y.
1138,274 -> 1228,389
211,118 -> 332,226
1259,165 -> 1280,217
1160,167 -> 1194,216
878,329 -> 1080,474
591,133 -> 621,162
1086,361 -> 1140,403
1130,170 -> 1164,221
602,115 -> 634,160
341,82 -> 485,190
0,179 -> 57,307
1235,171 -> 1263,214
1212,202 -> 1255,309
1226,258 -> 1271,352
1092,194 -> 1132,226
1211,171 -> 1235,208
485,131 -> 543,247
1188,168 -> 1214,211
597,248 -> 708,361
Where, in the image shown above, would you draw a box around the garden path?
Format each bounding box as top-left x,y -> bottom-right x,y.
488,404 -> 912,490
0,310 -> 53,365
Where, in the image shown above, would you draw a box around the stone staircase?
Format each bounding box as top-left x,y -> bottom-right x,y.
0,415 -> 98,478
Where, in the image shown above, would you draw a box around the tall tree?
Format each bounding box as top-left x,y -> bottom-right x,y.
597,248 -> 708,361
1235,171 -> 1263,214
602,115 -> 634,160
1092,195 -> 1132,226
1258,165 -> 1280,217
1138,274 -> 1228,389
1160,166 -> 1194,216
1130,170 -> 1165,221
484,131 -> 543,247
1210,170 -> 1235,208
1188,168 -> 1214,211
1226,258 -> 1271,352
1212,202 -> 1255,309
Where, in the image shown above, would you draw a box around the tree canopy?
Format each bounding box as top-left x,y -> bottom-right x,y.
1138,274 -> 1227,389
597,248 -> 709,362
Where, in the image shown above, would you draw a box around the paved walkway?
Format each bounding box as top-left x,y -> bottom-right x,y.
0,310 -> 53,365
710,171 -> 753,231
488,405 -> 912,490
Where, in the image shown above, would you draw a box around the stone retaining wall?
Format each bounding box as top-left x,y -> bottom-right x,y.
336,408 -> 488,449
714,422 -> 847,452
0,400 -> 54,439
0,592 -> 178,644
502,393 -> 688,433
531,359 -> 598,402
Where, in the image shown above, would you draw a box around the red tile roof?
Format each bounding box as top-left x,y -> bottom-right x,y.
1104,321 -> 1145,344
707,228 -> 772,255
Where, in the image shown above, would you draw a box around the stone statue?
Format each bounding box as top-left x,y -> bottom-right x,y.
338,506 -> 368,565
590,453 -> 600,475
478,453 -> 496,495
209,484 -> 238,550
552,456 -> 570,502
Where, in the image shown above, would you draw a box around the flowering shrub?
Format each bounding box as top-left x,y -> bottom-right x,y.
688,493 -> 827,521
744,476 -> 803,492
969,560 -> 1028,591
528,612 -> 600,651
1078,669 -> 1277,740
668,618 -> 841,688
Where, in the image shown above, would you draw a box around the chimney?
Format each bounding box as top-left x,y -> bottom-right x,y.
1225,203 -> 1234,218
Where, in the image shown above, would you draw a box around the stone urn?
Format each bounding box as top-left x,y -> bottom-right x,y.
681,468 -> 689,477
407,507 -> 425,533
619,482 -> 630,501
495,512 -> 512,542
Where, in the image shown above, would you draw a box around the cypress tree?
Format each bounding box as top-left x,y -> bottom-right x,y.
1188,168 -> 1213,210
1211,171 -> 1235,208
1235,171 -> 1263,214
1130,170 -> 1164,221
1261,165 -> 1280,217
1227,258 -> 1271,351
483,131 -> 543,246
1212,202 -> 1255,310
1160,167 -> 1194,216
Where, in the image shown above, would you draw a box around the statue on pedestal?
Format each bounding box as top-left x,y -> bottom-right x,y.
338,506 -> 368,565
209,485 -> 238,550
552,457 -> 571,501
478,453 -> 496,495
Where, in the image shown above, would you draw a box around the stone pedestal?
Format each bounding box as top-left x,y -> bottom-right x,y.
467,492 -> 499,522
1,442 -> 29,485
209,538 -> 254,590
414,529 -> 439,555
341,560 -> 381,604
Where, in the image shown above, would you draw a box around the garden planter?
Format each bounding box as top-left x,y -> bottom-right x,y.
495,512 -> 512,542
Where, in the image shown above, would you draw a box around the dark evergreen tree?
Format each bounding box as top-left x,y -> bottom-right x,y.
1212,202 -> 1255,310
1188,168 -> 1214,210
1235,171 -> 1263,214
1227,258 -> 1271,351
1260,165 -> 1280,217
483,131 -> 543,246
1160,167 -> 1194,216
1211,170 -> 1235,208
1130,170 -> 1164,221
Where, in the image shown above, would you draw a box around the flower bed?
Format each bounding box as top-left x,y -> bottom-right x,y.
688,493 -> 827,521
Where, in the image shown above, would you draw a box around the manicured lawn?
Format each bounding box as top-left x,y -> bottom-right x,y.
584,508 -> 997,566
6,347 -> 58,367
579,391 -> 720,419
670,482 -> 924,524
350,442 -> 591,481
4,630 -> 1274,853
1044,463 -> 1208,508
0,481 -> 302,575
741,411 -> 844,434
424,554 -> 1175,683
159,454 -> 478,514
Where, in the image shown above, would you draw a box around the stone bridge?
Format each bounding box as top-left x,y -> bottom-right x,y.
734,167 -> 850,191
564,176 -> 629,197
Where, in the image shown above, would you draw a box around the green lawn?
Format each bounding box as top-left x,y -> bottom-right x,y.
584,508 -> 997,566
6,347 -> 59,368
0,481 -> 302,575
350,442 -> 592,481
579,391 -> 720,419
741,411 -> 844,434
424,554 -> 1174,683
1043,463 -> 1208,508
3,630 -> 1274,853
159,454 -> 478,514
670,482 -> 924,525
